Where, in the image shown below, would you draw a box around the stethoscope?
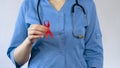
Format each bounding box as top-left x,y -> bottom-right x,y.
37,0 -> 87,39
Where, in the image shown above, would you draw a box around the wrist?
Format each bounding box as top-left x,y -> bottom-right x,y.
25,37 -> 34,46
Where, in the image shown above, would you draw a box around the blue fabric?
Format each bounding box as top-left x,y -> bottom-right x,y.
7,0 -> 103,68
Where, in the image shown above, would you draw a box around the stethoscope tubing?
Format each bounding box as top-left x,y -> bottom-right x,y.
37,0 -> 87,39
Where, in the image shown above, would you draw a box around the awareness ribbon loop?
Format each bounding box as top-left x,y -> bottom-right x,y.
44,21 -> 54,39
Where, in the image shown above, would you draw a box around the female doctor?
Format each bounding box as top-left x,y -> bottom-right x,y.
7,0 -> 103,68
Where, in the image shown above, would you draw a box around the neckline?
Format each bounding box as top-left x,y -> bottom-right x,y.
47,0 -> 67,13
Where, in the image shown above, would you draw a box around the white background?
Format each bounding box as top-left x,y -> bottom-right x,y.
0,0 -> 120,68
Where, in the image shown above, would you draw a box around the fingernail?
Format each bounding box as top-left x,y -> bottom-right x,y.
41,35 -> 44,38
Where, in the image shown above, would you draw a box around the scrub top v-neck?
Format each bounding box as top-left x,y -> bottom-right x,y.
7,0 -> 103,68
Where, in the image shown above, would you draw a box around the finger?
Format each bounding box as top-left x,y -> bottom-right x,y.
30,24 -> 48,30
28,30 -> 45,35
28,34 -> 44,40
29,25 -> 48,32
39,25 -> 48,30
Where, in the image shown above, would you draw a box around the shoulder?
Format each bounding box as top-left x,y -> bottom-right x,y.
21,0 -> 38,12
22,0 -> 37,7
80,0 -> 96,11
80,0 -> 95,6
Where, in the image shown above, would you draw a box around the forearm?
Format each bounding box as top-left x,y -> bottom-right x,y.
12,24 -> 47,66
13,37 -> 32,65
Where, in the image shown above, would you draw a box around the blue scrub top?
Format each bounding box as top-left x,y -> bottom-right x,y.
7,0 -> 103,68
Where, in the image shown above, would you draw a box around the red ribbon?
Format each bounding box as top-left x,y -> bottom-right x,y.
44,21 -> 54,39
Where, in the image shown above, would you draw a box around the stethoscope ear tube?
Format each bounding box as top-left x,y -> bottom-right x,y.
72,0 -> 86,15
71,0 -> 87,39
37,0 -> 42,25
